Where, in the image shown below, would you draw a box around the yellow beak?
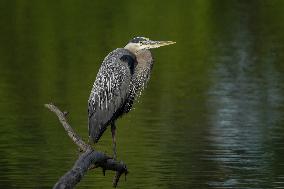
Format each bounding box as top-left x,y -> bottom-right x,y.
141,40 -> 176,49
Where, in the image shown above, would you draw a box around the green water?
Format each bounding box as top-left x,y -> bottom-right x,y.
1,0 -> 284,188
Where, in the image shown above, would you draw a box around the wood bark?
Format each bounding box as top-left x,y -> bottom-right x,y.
45,103 -> 128,189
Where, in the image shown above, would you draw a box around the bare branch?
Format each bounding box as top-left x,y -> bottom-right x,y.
98,159 -> 128,187
45,103 -> 129,188
53,150 -> 128,189
53,150 -> 106,189
45,103 -> 91,152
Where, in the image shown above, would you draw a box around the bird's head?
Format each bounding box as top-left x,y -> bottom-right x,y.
124,37 -> 176,54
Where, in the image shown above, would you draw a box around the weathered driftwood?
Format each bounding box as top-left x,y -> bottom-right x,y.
45,103 -> 128,189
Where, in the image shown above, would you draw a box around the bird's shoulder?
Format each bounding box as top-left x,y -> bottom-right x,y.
88,48 -> 135,115
101,48 -> 136,69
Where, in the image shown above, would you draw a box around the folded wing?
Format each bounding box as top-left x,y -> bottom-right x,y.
88,48 -> 136,143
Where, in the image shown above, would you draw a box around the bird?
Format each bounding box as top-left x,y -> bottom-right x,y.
88,37 -> 175,159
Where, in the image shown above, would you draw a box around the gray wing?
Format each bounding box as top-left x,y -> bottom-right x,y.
88,48 -> 136,143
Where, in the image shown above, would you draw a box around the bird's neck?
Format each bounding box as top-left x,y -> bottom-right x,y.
130,49 -> 153,97
124,43 -> 146,55
123,46 -> 153,75
122,48 -> 154,113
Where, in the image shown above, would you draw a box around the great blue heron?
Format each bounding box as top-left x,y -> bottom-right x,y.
88,37 -> 175,159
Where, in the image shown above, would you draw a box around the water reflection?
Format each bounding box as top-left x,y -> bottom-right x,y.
0,1 -> 284,189
208,21 -> 284,188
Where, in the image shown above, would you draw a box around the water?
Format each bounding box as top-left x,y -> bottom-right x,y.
0,0 -> 284,188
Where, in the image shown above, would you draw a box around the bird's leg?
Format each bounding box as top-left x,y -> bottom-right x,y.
111,122 -> 117,160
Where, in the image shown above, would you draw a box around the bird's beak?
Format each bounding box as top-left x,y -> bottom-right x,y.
141,40 -> 176,49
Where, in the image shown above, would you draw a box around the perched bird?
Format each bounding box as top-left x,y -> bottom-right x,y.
88,37 -> 175,159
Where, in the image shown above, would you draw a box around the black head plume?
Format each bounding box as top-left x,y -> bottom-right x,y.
129,37 -> 150,43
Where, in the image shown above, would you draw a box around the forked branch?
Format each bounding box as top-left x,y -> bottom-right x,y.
45,103 -> 128,189
45,104 -> 91,152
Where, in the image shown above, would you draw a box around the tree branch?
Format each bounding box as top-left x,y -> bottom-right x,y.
45,103 -> 128,188
45,103 -> 91,152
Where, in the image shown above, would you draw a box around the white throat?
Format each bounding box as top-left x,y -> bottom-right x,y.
124,42 -> 146,55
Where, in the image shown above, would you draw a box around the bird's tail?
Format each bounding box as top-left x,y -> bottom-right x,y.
88,117 -> 108,144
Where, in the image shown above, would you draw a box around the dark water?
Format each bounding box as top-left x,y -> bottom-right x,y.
1,1 -> 284,188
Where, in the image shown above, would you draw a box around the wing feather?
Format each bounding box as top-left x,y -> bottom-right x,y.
88,48 -> 135,143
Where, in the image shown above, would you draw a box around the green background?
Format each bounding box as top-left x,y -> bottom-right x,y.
0,0 -> 284,188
